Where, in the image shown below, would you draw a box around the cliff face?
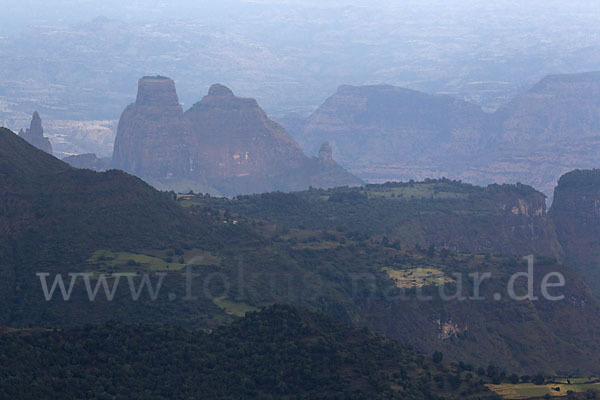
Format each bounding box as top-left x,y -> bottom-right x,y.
300,84 -> 489,168
18,112 -> 53,155
494,72 -> 600,148
288,73 -> 600,199
183,84 -> 306,182
550,169 -> 600,297
112,76 -> 189,180
112,77 -> 362,195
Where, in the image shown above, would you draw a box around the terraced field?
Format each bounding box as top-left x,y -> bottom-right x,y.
382,267 -> 454,288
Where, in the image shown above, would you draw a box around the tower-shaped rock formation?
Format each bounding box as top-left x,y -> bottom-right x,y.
112,76 -> 188,180
18,112 -> 53,155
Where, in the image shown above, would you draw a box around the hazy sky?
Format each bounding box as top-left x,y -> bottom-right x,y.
2,0 -> 600,123
3,0 -> 600,30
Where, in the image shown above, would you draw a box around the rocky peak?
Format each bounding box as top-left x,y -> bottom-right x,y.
208,83 -> 234,97
18,111 -> 53,155
112,75 -> 187,178
197,84 -> 258,110
28,111 -> 44,137
135,76 -> 182,111
318,141 -> 334,164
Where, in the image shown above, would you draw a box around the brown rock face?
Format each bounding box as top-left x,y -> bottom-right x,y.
18,112 -> 53,155
494,72 -> 600,147
289,73 -> 600,199
299,84 -> 489,174
112,76 -> 189,180
112,78 -> 362,195
135,76 -> 182,108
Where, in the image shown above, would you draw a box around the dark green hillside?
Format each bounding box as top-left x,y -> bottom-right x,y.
0,305 -> 497,400
186,179 -> 561,257
0,128 -> 199,248
0,127 -> 68,181
178,181 -> 600,375
0,128 -> 238,327
2,129 -> 600,375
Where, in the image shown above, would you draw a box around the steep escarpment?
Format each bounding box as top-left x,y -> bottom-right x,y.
493,71 -> 600,148
112,76 -> 189,180
112,77 -> 362,196
550,169 -> 600,297
300,84 -> 489,169
288,72 -> 600,198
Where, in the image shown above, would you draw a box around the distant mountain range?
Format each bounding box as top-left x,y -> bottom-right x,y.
11,70 -> 600,198
281,71 -> 600,199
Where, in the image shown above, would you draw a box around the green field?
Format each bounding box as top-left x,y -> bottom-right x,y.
365,183 -> 469,200
213,297 -> 260,317
87,249 -> 222,276
488,381 -> 600,399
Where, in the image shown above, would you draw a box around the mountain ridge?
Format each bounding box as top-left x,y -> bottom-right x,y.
283,71 -> 600,199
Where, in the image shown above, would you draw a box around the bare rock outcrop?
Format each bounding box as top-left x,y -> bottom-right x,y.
112,76 -> 189,180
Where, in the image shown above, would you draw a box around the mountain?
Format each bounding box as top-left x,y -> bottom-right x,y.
285,72 -> 600,198
17,112 -> 53,155
493,71 -> 600,148
112,76 -> 362,196
0,305 -> 497,399
297,84 -> 489,170
550,169 -> 600,297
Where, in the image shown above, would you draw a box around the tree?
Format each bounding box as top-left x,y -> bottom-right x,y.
432,351 -> 443,364
426,244 -> 435,257
486,365 -> 499,379
532,374 -> 545,385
